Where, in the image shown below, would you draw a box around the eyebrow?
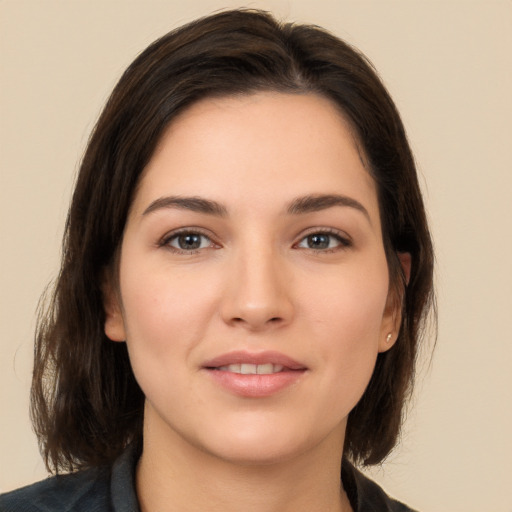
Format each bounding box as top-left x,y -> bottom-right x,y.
142,193 -> 370,222
287,194 -> 370,221
142,196 -> 228,217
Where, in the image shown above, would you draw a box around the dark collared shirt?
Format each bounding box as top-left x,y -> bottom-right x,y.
0,447 -> 417,511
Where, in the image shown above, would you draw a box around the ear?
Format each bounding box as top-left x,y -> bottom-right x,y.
378,294 -> 401,353
102,274 -> 126,342
378,251 -> 411,353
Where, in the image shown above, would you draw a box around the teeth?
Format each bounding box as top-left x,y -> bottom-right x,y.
257,363 -> 284,374
241,363 -> 257,374
217,363 -> 284,374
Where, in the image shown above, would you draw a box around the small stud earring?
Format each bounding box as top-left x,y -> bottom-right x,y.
386,333 -> 393,344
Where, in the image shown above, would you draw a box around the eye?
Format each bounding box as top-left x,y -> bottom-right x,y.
163,231 -> 215,252
296,231 -> 351,251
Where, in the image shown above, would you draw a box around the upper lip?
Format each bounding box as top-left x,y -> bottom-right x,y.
202,350 -> 307,370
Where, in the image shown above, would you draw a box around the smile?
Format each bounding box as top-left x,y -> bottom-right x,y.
215,363 -> 284,374
203,350 -> 306,370
202,351 -> 307,398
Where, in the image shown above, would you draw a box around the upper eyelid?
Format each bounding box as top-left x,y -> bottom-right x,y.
159,227 -> 218,246
296,227 -> 352,242
157,226 -> 352,247
293,229 -> 353,253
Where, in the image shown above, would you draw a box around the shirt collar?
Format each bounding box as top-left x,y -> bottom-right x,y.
111,444 -> 140,512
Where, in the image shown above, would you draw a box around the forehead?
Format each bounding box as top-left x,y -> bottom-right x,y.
132,92 -> 378,219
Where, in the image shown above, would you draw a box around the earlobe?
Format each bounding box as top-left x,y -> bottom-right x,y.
379,331 -> 397,353
379,252 -> 411,353
379,288 -> 401,353
102,277 -> 126,342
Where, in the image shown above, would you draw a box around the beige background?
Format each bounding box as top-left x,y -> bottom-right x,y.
1,1 -> 511,510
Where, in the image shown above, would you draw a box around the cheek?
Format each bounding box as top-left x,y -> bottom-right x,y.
119,280 -> 202,422
120,261 -> 218,340
306,260 -> 389,343
117,254 -> 236,383
302,259 -> 389,391
118,266 -> 219,387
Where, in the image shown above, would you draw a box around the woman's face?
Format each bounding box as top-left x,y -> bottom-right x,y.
104,92 -> 399,465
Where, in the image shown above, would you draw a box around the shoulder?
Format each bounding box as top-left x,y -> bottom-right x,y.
342,459 -> 419,512
0,467 -> 111,512
0,446 -> 139,512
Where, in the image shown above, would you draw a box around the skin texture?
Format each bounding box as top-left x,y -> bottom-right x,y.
104,92 -> 401,512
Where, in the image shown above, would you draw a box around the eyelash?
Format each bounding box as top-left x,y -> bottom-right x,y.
159,228 -> 217,254
294,228 -> 352,253
159,228 -> 352,254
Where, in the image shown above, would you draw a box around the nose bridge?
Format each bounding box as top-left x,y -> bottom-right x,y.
222,234 -> 293,329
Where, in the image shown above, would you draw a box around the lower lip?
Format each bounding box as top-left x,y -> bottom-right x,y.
204,369 -> 306,398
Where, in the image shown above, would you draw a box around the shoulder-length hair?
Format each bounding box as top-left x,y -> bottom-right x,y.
31,8 -> 435,473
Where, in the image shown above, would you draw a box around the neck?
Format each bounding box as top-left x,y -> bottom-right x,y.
136,409 -> 352,512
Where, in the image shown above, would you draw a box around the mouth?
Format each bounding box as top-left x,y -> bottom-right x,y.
203,350 -> 307,372
214,363 -> 286,375
202,351 -> 307,398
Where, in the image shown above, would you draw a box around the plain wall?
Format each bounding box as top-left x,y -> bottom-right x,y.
1,1 -> 511,510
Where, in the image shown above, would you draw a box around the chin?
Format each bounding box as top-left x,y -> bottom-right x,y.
210,440 -> 308,467
196,421 -> 332,467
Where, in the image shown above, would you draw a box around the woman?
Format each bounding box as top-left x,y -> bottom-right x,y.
0,9 -> 434,512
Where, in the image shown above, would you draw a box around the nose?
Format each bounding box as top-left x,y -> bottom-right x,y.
220,246 -> 294,331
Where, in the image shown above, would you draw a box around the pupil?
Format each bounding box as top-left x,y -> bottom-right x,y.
179,234 -> 201,250
308,234 -> 329,249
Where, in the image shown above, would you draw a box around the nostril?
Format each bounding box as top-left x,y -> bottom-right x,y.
230,316 -> 282,326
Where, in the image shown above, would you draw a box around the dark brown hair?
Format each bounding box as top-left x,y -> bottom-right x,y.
31,8 -> 435,473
